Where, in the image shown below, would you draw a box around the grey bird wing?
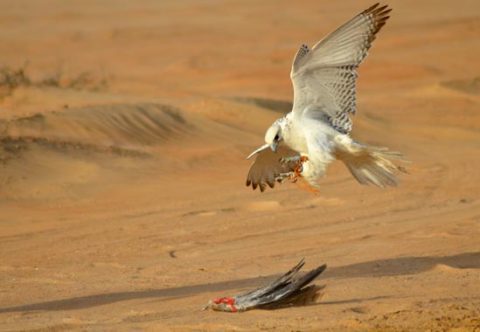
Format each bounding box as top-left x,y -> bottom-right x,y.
246,145 -> 299,192
291,3 -> 391,134
254,263 -> 327,308
235,259 -> 306,303
235,260 -> 327,310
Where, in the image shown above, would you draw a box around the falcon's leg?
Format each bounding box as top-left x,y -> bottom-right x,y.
275,171 -> 297,183
293,156 -> 309,177
276,156 -> 309,183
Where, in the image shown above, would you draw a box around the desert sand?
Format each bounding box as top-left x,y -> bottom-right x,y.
0,0 -> 479,330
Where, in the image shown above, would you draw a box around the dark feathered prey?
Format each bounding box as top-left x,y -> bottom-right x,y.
203,259 -> 327,312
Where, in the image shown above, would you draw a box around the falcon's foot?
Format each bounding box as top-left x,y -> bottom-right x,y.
294,156 -> 309,176
275,171 -> 298,183
276,156 -> 309,183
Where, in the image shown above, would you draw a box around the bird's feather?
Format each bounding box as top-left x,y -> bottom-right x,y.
291,3 -> 391,134
252,263 -> 327,307
246,145 -> 299,191
204,260 -> 327,312
235,259 -> 306,303
298,122 -> 336,189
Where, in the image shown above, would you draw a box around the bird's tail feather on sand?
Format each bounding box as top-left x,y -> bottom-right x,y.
335,140 -> 407,188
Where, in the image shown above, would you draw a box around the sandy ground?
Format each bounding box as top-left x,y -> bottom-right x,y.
1,0 -> 480,331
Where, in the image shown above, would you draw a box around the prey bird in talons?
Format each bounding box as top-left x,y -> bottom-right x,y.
246,3 -> 406,192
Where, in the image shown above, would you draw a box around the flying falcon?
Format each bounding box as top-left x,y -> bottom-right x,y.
246,3 -> 405,192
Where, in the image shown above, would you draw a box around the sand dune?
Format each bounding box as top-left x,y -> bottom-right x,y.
0,0 -> 479,331
1,103 -> 193,150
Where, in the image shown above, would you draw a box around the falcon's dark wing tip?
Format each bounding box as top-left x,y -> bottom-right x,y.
364,3 -> 392,14
365,3 -> 392,35
364,2 -> 380,12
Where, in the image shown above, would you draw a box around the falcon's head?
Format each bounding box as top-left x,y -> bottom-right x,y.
247,118 -> 285,159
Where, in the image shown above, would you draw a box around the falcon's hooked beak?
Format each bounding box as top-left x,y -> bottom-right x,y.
246,142 -> 278,160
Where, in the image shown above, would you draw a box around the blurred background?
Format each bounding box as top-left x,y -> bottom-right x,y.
1,0 -> 479,330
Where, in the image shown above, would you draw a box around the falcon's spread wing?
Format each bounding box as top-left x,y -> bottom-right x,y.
291,3 -> 391,134
246,145 -> 299,192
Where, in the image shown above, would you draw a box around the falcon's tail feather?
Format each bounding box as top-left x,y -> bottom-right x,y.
336,140 -> 407,188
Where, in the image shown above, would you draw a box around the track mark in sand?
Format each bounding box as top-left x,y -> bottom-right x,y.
308,197 -> 344,206
89,262 -> 126,269
441,77 -> 480,95
287,196 -> 344,211
408,230 -> 464,239
186,210 -> 216,217
122,310 -> 167,323
182,207 -> 235,217
243,200 -> 281,212
348,306 -> 370,314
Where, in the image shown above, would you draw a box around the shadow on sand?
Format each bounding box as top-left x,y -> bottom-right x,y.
1,251 -> 478,313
